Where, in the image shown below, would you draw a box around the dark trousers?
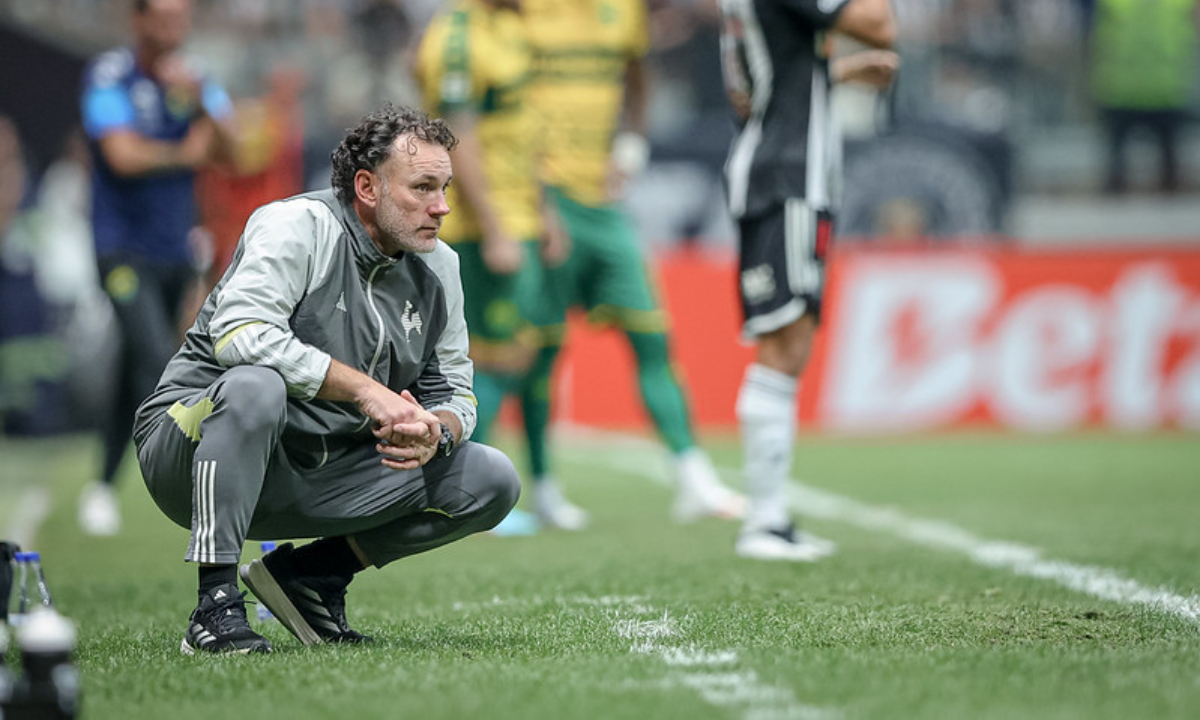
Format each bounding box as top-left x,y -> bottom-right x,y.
97,257 -> 195,485
135,366 -> 521,566
1102,107 -> 1185,194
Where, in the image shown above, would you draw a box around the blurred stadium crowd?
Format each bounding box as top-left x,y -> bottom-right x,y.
0,0 -> 1197,438
4,1 -> 1197,207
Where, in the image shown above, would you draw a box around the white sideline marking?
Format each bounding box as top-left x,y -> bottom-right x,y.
564,431 -> 1200,624
787,482 -> 1200,623
453,594 -> 841,719
2,486 -> 51,549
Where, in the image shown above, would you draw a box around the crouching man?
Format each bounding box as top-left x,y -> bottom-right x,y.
134,104 -> 519,654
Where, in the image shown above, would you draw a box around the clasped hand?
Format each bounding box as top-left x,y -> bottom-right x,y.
363,388 -> 442,470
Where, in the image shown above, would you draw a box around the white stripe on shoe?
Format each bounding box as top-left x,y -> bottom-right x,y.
240,559 -> 323,645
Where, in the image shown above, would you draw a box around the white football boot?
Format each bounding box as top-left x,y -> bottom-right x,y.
735,523 -> 837,562
671,448 -> 746,523
79,481 -> 121,536
534,479 -> 590,531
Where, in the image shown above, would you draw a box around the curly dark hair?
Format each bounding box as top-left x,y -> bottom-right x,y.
330,104 -> 458,200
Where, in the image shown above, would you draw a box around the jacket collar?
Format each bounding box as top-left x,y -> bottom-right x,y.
335,192 -> 400,276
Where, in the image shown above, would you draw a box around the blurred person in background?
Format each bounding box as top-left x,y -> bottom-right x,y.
719,0 -> 896,560
0,117 -> 71,436
78,0 -> 237,536
1087,0 -> 1199,194
36,130 -> 124,434
356,0 -> 417,104
522,0 -> 745,528
133,105 -> 518,654
416,0 -> 567,534
196,64 -> 307,285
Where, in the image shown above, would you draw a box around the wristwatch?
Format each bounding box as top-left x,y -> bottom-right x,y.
436,423 -> 456,458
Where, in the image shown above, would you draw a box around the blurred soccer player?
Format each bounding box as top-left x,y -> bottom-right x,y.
78,0 -> 236,535
416,0 -> 568,532
719,0 -> 896,560
134,105 -> 519,653
523,0 -> 745,528
1089,0 -> 1199,194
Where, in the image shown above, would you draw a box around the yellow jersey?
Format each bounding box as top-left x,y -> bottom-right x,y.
523,0 -> 649,205
417,0 -> 540,242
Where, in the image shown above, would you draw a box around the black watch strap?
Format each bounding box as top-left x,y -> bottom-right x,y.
437,423 -> 456,457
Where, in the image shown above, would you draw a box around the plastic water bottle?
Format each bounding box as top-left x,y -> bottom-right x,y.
8,554 -> 29,628
12,610 -> 79,719
256,543 -> 276,623
26,554 -> 52,613
9,553 -> 54,631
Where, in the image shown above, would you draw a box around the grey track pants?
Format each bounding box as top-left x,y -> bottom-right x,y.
134,366 -> 520,566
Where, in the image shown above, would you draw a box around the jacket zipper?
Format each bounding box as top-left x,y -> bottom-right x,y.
354,263 -> 389,433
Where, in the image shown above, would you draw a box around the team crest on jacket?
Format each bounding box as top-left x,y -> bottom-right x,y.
401,300 -> 423,340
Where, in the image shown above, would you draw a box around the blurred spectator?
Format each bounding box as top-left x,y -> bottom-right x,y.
873,196 -> 930,245
355,0 -> 415,100
0,116 -> 71,436
1,0 -> 1193,244
1087,0 -> 1199,194
35,129 -> 122,434
34,130 -> 97,308
196,64 -> 307,283
78,0 -> 237,536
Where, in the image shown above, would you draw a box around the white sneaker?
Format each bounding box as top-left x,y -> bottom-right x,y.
79,482 -> 121,536
534,479 -> 589,531
672,449 -> 746,523
735,524 -> 836,562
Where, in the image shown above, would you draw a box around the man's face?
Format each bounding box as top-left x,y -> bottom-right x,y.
134,0 -> 192,56
371,135 -> 453,256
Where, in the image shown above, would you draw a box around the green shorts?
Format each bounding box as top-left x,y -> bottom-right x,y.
452,240 -> 546,348
544,186 -> 667,334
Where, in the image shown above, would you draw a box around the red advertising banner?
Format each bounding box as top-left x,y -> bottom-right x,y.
551,245 -> 1200,433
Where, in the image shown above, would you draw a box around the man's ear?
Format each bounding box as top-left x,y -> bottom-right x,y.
354,169 -> 378,207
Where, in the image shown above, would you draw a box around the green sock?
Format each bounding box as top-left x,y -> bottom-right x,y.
626,331 -> 695,454
472,370 -> 512,445
520,344 -> 559,478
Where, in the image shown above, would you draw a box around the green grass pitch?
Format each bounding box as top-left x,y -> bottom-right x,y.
2,430 -> 1199,719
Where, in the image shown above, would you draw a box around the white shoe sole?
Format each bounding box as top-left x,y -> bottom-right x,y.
735,533 -> 837,562
240,560 -> 322,645
179,637 -> 264,656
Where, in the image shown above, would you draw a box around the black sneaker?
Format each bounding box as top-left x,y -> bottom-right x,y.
239,542 -> 372,645
182,583 -> 272,655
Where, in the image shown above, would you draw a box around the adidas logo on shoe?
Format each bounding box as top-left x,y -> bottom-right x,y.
181,582 -> 271,655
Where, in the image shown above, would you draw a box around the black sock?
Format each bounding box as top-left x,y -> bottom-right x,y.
198,565 -> 238,597
289,537 -> 364,580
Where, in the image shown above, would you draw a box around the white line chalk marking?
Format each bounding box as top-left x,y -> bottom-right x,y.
788,482 -> 1200,622
454,594 -> 840,719
565,430 -> 1200,624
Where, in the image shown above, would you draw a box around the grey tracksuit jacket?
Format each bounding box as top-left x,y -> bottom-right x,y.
134,189 -> 477,468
